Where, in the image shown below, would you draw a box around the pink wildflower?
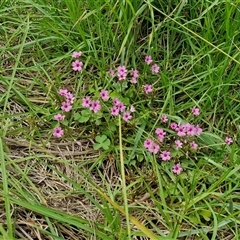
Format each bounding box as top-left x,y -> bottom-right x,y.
161,115 -> 168,123
145,55 -> 153,65
160,150 -> 171,161
53,127 -> 64,138
151,64 -> 160,73
117,66 -> 127,80
131,69 -> 139,78
144,138 -> 153,150
143,84 -> 153,94
194,125 -> 202,135
177,124 -> 186,137
225,137 -> 233,145
110,106 -> 120,116
117,102 -> 126,112
172,163 -> 183,175
100,90 -> 109,101
123,112 -> 132,122
170,122 -> 178,130
175,140 -> 183,149
131,77 -> 137,84
82,96 -> 91,108
90,100 -> 101,113
185,123 -> 195,136
72,60 -> 83,71
192,106 -> 200,116
72,51 -> 82,58
58,89 -> 68,97
65,92 -> 74,104
113,98 -> 121,106
54,113 -> 65,121
61,101 -> 72,112
190,141 -> 198,149
109,69 -> 114,76
148,142 -> 160,154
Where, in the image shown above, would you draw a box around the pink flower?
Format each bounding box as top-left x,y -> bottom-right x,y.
90,100 -> 101,113
145,55 -> 153,65
113,98 -> 120,106
100,90 -> 109,101
72,60 -> 83,71
117,102 -> 126,112
61,101 -> 72,112
177,124 -> 186,137
143,84 -> 153,94
58,89 -> 68,97
117,66 -> 127,80
172,163 -> 183,175
151,64 -> 160,73
225,137 -> 233,145
110,106 -> 120,116
53,127 -> 64,138
123,112 -> 132,122
65,91 -> 74,104
54,113 -> 65,121
192,106 -> 200,116
109,69 -> 114,76
131,69 -> 139,78
194,125 -> 202,135
155,128 -> 166,137
144,138 -> 153,150
160,150 -> 171,161
185,123 -> 195,136
175,140 -> 183,149
170,122 -> 178,130
148,142 -> 160,154
131,77 -> 137,84
161,115 -> 168,123
72,51 -> 82,58
82,96 -> 91,108
190,141 -> 198,149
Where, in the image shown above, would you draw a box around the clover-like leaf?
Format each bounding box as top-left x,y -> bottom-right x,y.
94,135 -> 110,150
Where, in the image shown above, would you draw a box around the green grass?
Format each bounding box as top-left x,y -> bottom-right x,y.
0,0 -> 240,239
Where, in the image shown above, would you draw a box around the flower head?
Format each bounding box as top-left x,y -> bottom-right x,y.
172,163 -> 183,175
61,101 -> 72,112
53,127 -> 64,138
109,69 -> 114,76
72,51 -> 82,58
72,60 -> 83,71
110,106 -> 120,116
54,113 -> 65,121
190,141 -> 198,149
192,106 -> 200,116
225,137 -> 233,145
151,64 -> 160,73
160,150 -> 171,161
123,112 -> 132,122
161,115 -> 168,123
143,84 -> 153,94
82,96 -> 91,108
145,55 -> 153,65
131,69 -> 139,78
100,90 -> 109,101
90,100 -> 101,113
175,140 -> 183,149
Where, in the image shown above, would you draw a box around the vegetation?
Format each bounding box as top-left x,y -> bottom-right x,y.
0,0 -> 240,239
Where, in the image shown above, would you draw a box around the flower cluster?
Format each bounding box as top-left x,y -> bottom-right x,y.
52,89 -> 74,138
143,107 -> 204,175
72,51 -> 83,72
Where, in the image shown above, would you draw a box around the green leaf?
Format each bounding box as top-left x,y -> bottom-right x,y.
200,209 -> 212,221
96,135 -> 107,143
